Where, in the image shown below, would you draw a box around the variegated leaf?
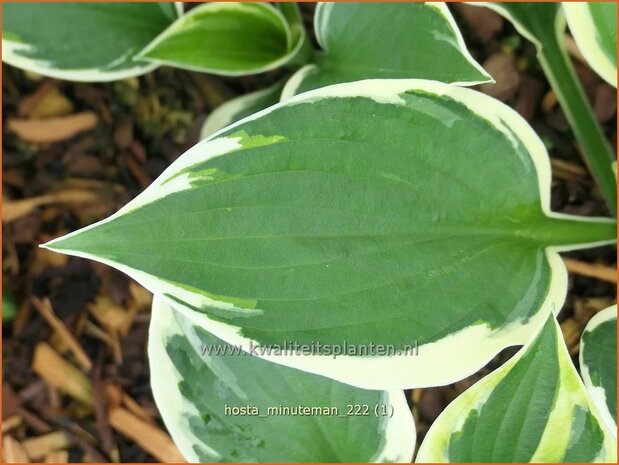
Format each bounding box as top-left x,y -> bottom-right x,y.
580,305 -> 617,435
149,295 -> 415,462
200,80 -> 286,140
2,2 -> 182,81
564,2 -> 617,87
281,2 -> 492,99
416,314 -> 617,463
44,79 -> 616,389
138,3 -> 305,76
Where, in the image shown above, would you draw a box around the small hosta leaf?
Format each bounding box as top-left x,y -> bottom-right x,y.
564,2 -> 617,87
149,296 -> 415,462
138,3 -> 303,76
2,2 -> 181,81
416,314 -> 617,463
44,79 -> 616,389
580,305 -> 617,435
282,2 -> 492,99
200,80 -> 286,140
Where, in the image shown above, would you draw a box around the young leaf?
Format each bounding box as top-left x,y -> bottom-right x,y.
416,314 -> 617,463
43,79 -> 616,390
149,295 -> 415,462
2,2 -> 182,81
580,305 -> 617,435
470,2 -> 617,213
137,3 -> 304,76
281,2 -> 492,99
564,2 -> 617,87
200,80 -> 286,140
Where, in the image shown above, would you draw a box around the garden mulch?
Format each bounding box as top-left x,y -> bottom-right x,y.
1,3 -> 616,462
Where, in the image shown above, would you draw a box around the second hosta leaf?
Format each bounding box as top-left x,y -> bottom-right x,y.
580,305 -> 617,435
416,314 -> 617,462
282,2 -> 492,98
564,2 -> 617,87
44,79 -> 616,389
2,2 -> 181,81
150,296 -> 415,462
138,2 -> 303,76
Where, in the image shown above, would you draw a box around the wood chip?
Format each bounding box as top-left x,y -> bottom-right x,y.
129,282 -> 152,309
479,53 -> 521,101
550,158 -> 587,181
2,382 -> 21,419
453,3 -> 503,42
564,257 -> 617,284
44,450 -> 69,463
560,318 -> 583,355
593,83 -> 617,123
122,392 -> 155,423
32,297 -> 93,371
30,88 -> 74,119
8,111 -> 98,143
114,117 -> 134,149
2,415 -> 23,434
3,188 -> 101,222
2,435 -> 30,463
88,296 -> 129,332
18,80 -> 57,117
16,407 -> 52,434
22,431 -> 70,461
125,154 -> 151,190
32,342 -> 92,404
542,90 -> 558,113
93,360 -> 120,462
108,408 -> 185,462
515,76 -> 543,121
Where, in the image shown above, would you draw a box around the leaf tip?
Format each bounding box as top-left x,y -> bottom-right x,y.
38,225 -> 96,257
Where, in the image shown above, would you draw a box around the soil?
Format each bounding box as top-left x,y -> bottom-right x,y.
2,3 -> 616,462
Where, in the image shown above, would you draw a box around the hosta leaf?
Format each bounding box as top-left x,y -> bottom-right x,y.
416,314 -> 617,463
281,2 -> 491,99
200,80 -> 286,140
149,295 -> 415,462
580,305 -> 617,435
2,2 -> 182,81
564,2 -> 617,87
138,3 -> 304,76
44,79 -> 616,389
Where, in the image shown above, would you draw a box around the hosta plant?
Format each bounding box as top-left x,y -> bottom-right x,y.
3,2 -> 617,463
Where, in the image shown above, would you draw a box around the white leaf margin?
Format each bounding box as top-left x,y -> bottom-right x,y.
564,2 -> 617,87
1,3 -> 183,82
415,316 -> 618,462
200,80 -> 285,140
43,78 -> 616,390
137,2 -> 306,77
148,295 -> 416,463
580,304 -> 618,437
281,2 -> 493,100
